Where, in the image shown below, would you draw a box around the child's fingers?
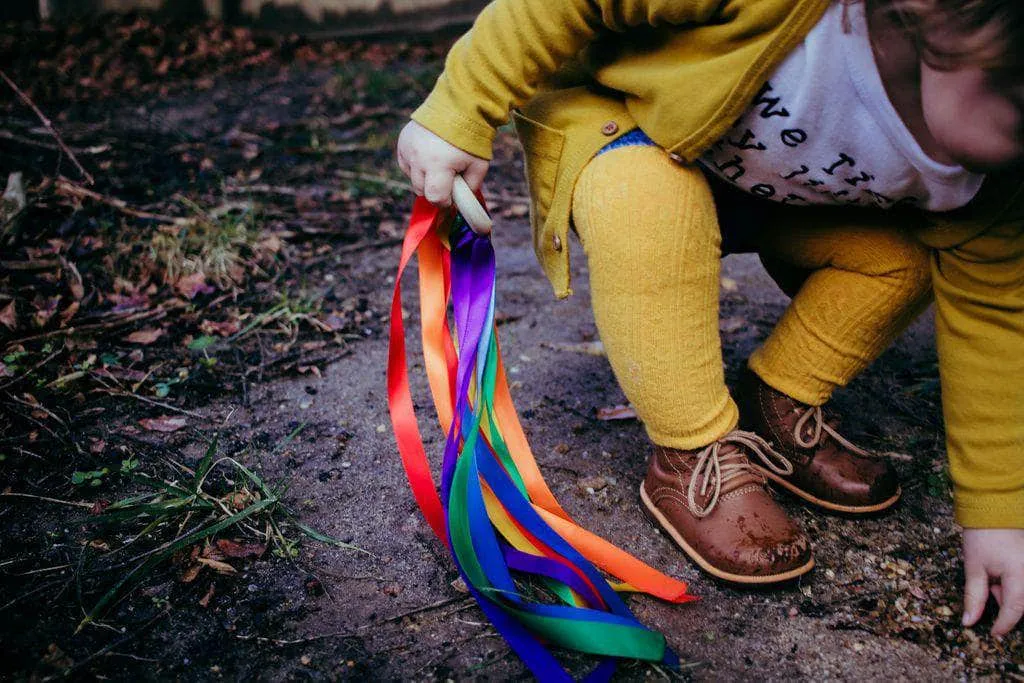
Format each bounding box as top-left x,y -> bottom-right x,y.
991,570 -> 1024,636
424,170 -> 454,208
396,150 -> 410,178
962,561 -> 990,626
461,160 -> 489,192
411,167 -> 426,197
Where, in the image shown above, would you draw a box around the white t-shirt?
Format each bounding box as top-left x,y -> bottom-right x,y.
698,0 -> 984,212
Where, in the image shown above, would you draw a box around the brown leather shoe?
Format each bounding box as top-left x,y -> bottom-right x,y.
640,430 -> 814,584
736,367 -> 901,514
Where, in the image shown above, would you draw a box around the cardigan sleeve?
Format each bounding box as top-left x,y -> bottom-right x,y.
930,217 -> 1024,528
410,0 -> 724,159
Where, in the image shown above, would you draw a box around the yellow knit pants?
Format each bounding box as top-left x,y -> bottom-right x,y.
571,146 -> 932,450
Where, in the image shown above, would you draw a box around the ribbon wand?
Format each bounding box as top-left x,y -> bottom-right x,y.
387,173 -> 694,680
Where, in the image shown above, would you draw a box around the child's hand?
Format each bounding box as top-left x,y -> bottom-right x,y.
962,528 -> 1024,636
396,121 -> 489,208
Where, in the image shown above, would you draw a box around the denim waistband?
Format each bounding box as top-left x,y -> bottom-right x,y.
596,128 -> 657,155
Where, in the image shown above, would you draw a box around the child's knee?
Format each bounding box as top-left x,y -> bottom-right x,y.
572,146 -> 716,252
878,234 -> 933,301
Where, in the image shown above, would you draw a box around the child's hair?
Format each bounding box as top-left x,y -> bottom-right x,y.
883,0 -> 1023,72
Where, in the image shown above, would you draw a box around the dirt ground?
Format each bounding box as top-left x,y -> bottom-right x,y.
1,17 -> 1022,682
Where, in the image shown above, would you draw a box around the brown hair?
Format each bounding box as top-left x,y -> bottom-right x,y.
879,0 -> 1024,72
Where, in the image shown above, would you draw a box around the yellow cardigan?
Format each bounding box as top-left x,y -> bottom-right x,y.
411,0 -> 1024,527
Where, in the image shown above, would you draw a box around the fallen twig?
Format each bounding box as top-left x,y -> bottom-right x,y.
3,307 -> 168,349
334,237 -> 404,254
55,179 -> 188,225
98,389 -> 203,419
0,346 -> 63,390
234,630 -> 357,647
0,70 -> 95,186
0,492 -> 95,509
0,130 -> 110,156
335,170 -> 411,193
879,451 -> 914,462
357,595 -> 471,631
63,610 -> 169,677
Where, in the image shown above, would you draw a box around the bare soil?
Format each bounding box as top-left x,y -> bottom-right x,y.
1,16 -> 1021,682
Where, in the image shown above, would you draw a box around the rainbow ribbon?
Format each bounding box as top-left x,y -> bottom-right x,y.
387,197 -> 696,680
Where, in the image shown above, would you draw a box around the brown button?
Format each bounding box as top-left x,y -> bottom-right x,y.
552,234 -> 563,252
601,121 -> 619,136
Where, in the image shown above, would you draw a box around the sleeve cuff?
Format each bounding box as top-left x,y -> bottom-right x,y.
954,486 -> 1024,528
411,96 -> 496,161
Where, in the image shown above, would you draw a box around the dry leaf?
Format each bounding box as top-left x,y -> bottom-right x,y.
180,563 -> 203,584
139,415 -> 187,432
0,300 -> 16,330
196,557 -> 237,575
199,319 -> 240,336
259,233 -> 282,253
32,295 -> 61,328
198,583 -> 216,608
216,539 -> 267,559
58,301 -> 80,327
175,272 -> 214,300
124,327 -> 164,345
62,257 -> 85,300
596,405 -> 637,421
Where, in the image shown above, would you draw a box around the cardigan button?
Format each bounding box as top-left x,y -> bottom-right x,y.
668,152 -> 684,163
601,121 -> 619,136
552,234 -> 563,252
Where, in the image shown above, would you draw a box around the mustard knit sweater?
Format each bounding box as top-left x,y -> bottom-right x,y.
411,0 -> 1024,528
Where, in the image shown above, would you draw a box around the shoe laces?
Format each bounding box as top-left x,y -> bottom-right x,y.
688,430 -> 793,518
792,406 -> 871,457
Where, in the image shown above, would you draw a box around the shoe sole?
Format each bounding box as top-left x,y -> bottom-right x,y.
639,482 -> 815,585
754,466 -> 902,514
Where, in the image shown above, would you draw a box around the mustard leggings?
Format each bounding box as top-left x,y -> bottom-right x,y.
571,145 -> 933,451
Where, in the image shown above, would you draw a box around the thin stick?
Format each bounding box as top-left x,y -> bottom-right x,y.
65,610 -> 169,676
334,237 -> 404,254
0,492 -> 95,509
357,595 -> 470,631
3,307 -> 166,349
0,70 -> 95,186
55,179 -> 188,225
335,170 -> 411,192
0,130 -> 110,156
234,630 -> 357,647
99,389 -> 203,419
0,347 -> 62,390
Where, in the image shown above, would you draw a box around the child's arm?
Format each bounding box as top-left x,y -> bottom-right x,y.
929,217 -> 1024,635
397,0 -> 725,205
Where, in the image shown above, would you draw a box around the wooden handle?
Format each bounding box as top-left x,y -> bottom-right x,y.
452,175 -> 493,236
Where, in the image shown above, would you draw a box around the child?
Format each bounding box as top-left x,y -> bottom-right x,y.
396,0 -> 1024,634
